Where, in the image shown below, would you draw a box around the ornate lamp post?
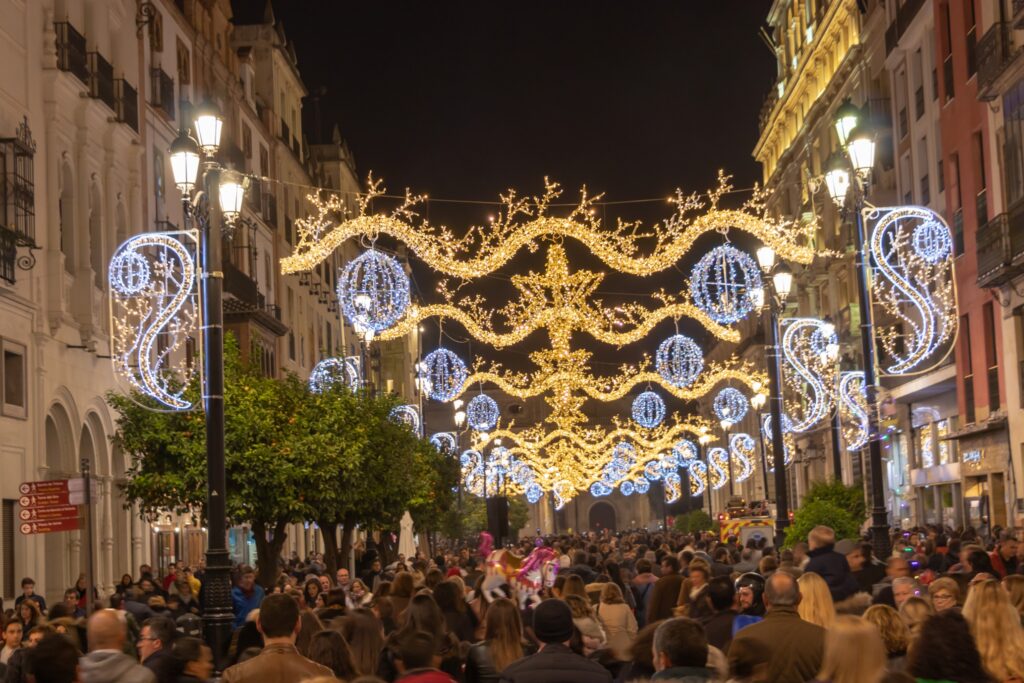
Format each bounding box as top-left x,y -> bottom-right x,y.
821,103 -> 890,559
755,246 -> 793,545
168,101 -> 246,670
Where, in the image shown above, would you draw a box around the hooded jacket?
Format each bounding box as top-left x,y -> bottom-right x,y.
80,650 -> 157,683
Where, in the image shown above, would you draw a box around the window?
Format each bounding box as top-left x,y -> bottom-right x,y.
984,302 -> 999,412
0,119 -> 37,284
964,0 -> 977,78
2,339 -> 26,418
961,314 -> 975,423
259,145 -> 268,177
176,38 -> 190,85
942,2 -> 954,101
242,125 -> 252,160
149,8 -> 163,52
974,132 -> 987,226
153,148 -> 165,223
918,137 -> 930,205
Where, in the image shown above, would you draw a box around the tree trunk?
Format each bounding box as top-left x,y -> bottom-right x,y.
340,514 -> 357,576
252,519 -> 289,589
318,519 -> 341,577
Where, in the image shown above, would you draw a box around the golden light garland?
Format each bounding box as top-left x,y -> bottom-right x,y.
282,172 -> 818,276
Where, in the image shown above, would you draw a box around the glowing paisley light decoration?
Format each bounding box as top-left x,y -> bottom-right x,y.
552,480 -> 575,510
762,413 -> 794,470
708,446 -> 729,490
729,433 -> 756,483
689,461 -> 708,497
839,371 -> 869,452
781,318 -> 836,433
664,471 -> 682,503
865,206 -> 957,375
109,230 -> 200,411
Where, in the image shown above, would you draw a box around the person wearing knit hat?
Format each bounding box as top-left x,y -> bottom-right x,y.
498,599 -> 612,683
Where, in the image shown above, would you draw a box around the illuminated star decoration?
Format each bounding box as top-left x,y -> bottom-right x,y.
713,387 -> 749,427
389,404 -> 421,435
690,244 -> 763,324
337,248 -> 411,336
466,394 -> 500,432
839,371 -> 869,451
109,230 -> 201,411
420,348 -> 468,402
865,206 -> 957,375
632,391 -> 666,428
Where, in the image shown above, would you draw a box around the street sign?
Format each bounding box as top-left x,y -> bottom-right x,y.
18,505 -> 79,522
19,480 -> 70,495
19,492 -> 74,508
19,517 -> 80,535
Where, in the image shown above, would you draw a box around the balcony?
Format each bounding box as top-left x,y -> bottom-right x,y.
55,22 -> 89,85
223,262 -> 288,336
977,199 -> 1024,287
884,0 -> 926,55
150,68 -> 175,120
977,22 -> 1016,101
114,79 -> 138,132
87,52 -> 115,111
224,261 -> 259,307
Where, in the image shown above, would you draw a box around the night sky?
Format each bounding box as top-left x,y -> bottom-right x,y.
234,1 -> 777,372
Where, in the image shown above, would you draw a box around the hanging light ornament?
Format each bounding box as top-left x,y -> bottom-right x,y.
634,478 -> 651,495
708,447 -> 730,490
429,432 -> 458,454
839,371 -> 869,451
525,482 -> 544,504
620,480 -> 636,496
713,387 -> 749,426
389,404 -> 421,435
656,334 -> 704,387
419,348 -> 468,402
309,357 -> 361,393
729,433 -> 756,483
590,481 -> 614,497
337,249 -> 411,334
689,244 -> 763,324
632,391 -> 666,428
467,394 -> 500,432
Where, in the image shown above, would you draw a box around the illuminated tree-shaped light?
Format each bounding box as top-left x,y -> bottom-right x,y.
109,230 -> 200,411
656,334 -> 704,387
429,432 -> 457,454
708,447 -> 730,490
337,249 -> 411,334
309,357 -> 361,393
690,244 -> 763,324
839,371 -> 869,451
467,394 -> 500,431
420,348 -> 468,402
632,391 -> 666,428
761,413 -> 795,469
389,404 -> 421,435
713,387 -> 749,426
729,433 -> 756,483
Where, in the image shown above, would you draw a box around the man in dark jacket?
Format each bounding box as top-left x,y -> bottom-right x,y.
138,616 -> 177,683
647,556 -> 685,623
804,526 -> 859,602
698,577 -> 737,652
499,599 -> 611,683
651,618 -> 715,682
728,572 -> 825,683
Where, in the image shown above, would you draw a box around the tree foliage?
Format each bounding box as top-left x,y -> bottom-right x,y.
442,495 -> 531,540
784,499 -> 861,548
801,480 -> 867,521
674,509 -> 714,534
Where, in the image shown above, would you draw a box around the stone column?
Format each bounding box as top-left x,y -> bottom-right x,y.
100,476 -> 115,594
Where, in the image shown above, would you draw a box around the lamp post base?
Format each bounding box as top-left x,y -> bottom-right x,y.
201,547 -> 235,673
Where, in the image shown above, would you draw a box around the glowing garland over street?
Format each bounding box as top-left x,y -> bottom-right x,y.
865,206 -> 957,376
109,230 -> 200,411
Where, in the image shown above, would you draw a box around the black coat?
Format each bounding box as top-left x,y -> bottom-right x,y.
700,609 -> 737,652
804,545 -> 860,602
466,640 -> 539,683
499,644 -> 613,683
647,573 -> 684,624
143,649 -> 180,683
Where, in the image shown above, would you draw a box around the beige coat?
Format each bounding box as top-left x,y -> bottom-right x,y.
596,601 -> 638,660
222,643 -> 332,683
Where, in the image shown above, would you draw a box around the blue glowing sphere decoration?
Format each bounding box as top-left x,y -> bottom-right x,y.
602,442 -> 636,485
525,482 -> 544,504
309,357 -> 361,394
656,334 -> 704,387
466,394 -> 500,431
634,478 -> 651,495
632,391 -> 666,428
429,432 -> 457,454
690,245 -> 763,324
644,460 -> 664,481
713,387 -> 749,424
389,404 -> 421,434
420,348 -> 468,402
620,480 -> 635,496
337,249 -> 410,333
590,481 -> 614,497
912,218 -> 954,264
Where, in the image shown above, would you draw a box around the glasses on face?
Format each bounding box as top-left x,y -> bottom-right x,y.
933,592 -> 955,602
138,636 -> 157,643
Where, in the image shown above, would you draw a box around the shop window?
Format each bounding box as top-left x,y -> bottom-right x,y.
2,339 -> 26,418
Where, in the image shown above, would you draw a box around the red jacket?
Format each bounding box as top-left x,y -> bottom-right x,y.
396,669 -> 455,683
990,550 -> 1012,579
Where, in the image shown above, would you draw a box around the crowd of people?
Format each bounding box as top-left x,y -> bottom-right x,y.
2,522 -> 1023,683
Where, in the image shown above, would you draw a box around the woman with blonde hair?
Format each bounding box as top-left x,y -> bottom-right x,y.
862,604 -> 910,672
963,578 -> 1024,682
1004,574 -> 1024,623
797,572 -> 836,630
560,574 -> 587,601
814,614 -> 887,683
596,582 -> 637,661
898,595 -> 934,636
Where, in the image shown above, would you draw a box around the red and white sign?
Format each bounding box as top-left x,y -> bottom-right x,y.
19,505 -> 79,522
19,480 -> 71,495
20,518 -> 80,535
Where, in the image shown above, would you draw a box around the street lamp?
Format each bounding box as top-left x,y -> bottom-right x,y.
817,101 -> 890,559
755,246 -> 793,546
168,102 -> 243,671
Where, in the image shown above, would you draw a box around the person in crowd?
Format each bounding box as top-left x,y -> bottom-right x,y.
891,577 -> 920,609
391,630 -> 455,683
15,579 -> 46,616
559,575 -> 587,602
797,572 -> 836,630
380,594 -> 461,681
388,573 -> 416,618
307,630 -> 359,680
648,556 -> 685,624
615,620 -> 662,683
804,526 -> 860,603
927,576 -> 961,613
649,617 -> 714,682
962,578 -> 1024,682
465,598 -> 528,683
872,557 -> 911,607
80,609 -> 155,683
16,600 -> 42,638
138,616 -> 177,683
347,579 -> 374,610
964,547 -> 997,582
862,605 -> 910,673
60,590 -> 83,620
897,596 -> 933,636
563,594 -> 607,660
222,593 -> 333,682
728,571 -> 825,683
338,609 -> 385,677
631,559 -> 658,627
675,563 -> 712,620
116,575 -> 135,595
169,580 -> 200,618
230,567 -> 264,631
698,577 -> 736,653
989,532 -> 1019,579
604,561 -> 636,611
170,636 -> 213,683
734,573 -> 765,618
23,635 -> 78,683
811,614 -> 887,683
303,578 -> 324,611
1005,574 -> 1024,623
1,620 -> 21,666
596,583 -> 637,661
904,612 -> 991,683
433,580 -> 476,644
336,567 -> 352,593
296,611 -> 325,658
498,598 -> 612,683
